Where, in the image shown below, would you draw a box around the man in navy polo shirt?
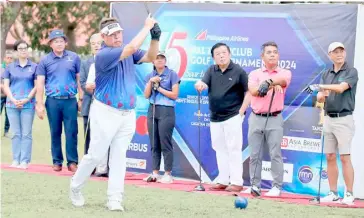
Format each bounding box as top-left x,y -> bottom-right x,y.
70,16 -> 160,211
35,30 -> 82,173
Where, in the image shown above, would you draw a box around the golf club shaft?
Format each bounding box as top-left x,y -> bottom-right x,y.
144,2 -> 151,16
198,91 -> 202,184
317,134 -> 325,203
152,92 -> 156,163
252,90 -> 276,187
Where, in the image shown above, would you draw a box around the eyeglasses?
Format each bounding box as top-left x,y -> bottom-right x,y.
17,47 -> 28,51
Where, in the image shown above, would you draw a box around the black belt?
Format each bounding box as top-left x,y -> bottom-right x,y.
49,96 -> 76,100
254,110 -> 281,117
326,111 -> 352,118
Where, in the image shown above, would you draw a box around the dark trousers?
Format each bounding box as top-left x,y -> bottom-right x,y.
1,97 -> 10,133
45,97 -> 78,166
147,104 -> 175,172
83,116 -> 91,154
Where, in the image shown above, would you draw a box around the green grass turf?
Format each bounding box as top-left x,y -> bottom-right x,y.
1,115 -> 363,218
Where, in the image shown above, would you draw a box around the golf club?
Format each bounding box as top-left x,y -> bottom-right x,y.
84,89 -> 110,176
144,2 -> 151,16
194,91 -> 205,191
309,127 -> 325,204
147,83 -> 158,183
251,89 -> 276,197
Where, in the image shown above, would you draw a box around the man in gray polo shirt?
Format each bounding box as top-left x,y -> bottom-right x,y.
305,42 -> 358,205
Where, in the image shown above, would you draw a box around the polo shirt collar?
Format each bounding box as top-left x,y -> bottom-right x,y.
214,60 -> 234,72
15,59 -> 31,67
153,66 -> 169,76
330,62 -> 348,73
262,65 -> 280,73
51,50 -> 68,59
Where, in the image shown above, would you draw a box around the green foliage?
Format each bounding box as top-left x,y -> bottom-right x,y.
20,2 -> 109,55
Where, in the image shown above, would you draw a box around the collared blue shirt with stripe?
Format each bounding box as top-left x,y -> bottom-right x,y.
145,67 -> 180,107
36,50 -> 81,97
3,59 -> 37,109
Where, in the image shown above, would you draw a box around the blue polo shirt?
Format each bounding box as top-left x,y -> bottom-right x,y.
36,50 -> 81,97
145,67 -> 180,107
3,59 -> 37,109
94,44 -> 146,110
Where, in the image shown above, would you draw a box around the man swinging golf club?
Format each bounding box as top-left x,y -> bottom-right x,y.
69,15 -> 160,211
247,41 -> 292,197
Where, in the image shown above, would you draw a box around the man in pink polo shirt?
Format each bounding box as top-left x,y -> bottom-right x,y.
247,41 -> 292,197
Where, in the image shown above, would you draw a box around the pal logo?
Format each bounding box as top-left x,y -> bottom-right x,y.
195,30 -> 208,40
298,166 -> 313,184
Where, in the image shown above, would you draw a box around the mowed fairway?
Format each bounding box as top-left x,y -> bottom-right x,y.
1,115 -> 363,218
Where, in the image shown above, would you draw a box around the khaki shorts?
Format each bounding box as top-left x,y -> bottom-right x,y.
323,115 -> 355,154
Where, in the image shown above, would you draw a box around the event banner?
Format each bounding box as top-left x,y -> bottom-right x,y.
111,3 -> 357,196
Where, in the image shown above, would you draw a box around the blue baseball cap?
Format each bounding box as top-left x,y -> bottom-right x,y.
49,29 -> 67,42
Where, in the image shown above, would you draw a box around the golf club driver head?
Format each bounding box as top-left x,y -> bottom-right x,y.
194,184 -> 205,191
147,177 -> 157,183
309,196 -> 320,204
251,187 -> 261,197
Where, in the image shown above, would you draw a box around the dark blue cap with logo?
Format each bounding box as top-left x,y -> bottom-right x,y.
49,29 -> 67,42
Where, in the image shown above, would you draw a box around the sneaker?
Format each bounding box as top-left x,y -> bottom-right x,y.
341,192 -> 355,205
10,161 -> 19,168
70,188 -> 85,207
158,174 -> 173,184
17,162 -> 28,169
143,173 -> 159,182
4,132 -> 13,138
265,186 -> 281,197
320,191 -> 340,203
251,185 -> 261,197
241,187 -> 251,194
106,200 -> 124,211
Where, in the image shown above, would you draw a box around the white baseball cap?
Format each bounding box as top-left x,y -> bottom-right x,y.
328,42 -> 345,53
100,23 -> 123,36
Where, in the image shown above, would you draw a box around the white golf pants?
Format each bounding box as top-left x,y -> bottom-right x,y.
210,114 -> 244,186
71,100 -> 136,202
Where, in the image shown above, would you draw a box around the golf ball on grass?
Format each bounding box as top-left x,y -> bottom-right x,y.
234,197 -> 248,209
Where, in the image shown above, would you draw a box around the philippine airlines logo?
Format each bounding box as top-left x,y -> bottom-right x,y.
298,166 -> 313,184
195,29 -> 249,42
195,29 -> 208,40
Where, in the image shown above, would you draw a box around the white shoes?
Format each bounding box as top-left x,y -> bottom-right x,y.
106,200 -> 124,211
17,162 -> 28,169
10,161 -> 19,168
241,187 -> 251,194
320,191 -> 340,203
265,186 -> 281,197
70,188 -> 85,207
158,174 -> 173,184
341,192 -> 355,205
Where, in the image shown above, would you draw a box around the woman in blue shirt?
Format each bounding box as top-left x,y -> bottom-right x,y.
143,52 -> 180,183
3,40 -> 37,169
